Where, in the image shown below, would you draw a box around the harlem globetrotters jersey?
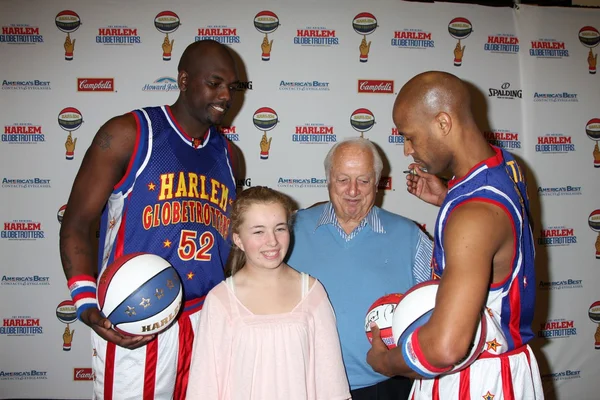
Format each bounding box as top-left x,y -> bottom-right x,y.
97,105 -> 236,303
431,146 -> 536,355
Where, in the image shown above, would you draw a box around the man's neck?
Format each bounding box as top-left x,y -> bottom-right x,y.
170,101 -> 210,139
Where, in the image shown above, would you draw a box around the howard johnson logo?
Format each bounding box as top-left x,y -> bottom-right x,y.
0,370 -> 48,381
541,370 -> 581,382
538,319 -> 577,339
533,92 -> 578,102
142,77 -> 178,92
2,178 -> 50,189
488,82 -> 521,99
279,80 -> 330,91
2,79 -> 50,90
537,186 -> 581,196
1,275 -> 49,286
277,177 -> 327,188
539,278 -> 582,290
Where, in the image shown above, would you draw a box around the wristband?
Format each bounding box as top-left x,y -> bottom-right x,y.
260,150 -> 269,160
262,52 -> 270,61
65,52 -> 73,61
454,58 -> 462,67
68,275 -> 98,321
401,327 -> 452,378
65,150 -> 74,160
163,52 -> 171,61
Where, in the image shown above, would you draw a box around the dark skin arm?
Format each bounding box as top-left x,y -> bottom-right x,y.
59,113 -> 155,349
367,201 -> 513,377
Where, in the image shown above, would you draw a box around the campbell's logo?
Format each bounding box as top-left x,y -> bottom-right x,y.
358,80 -> 394,94
196,26 -> 240,44
530,39 -> 569,58
3,123 -> 45,144
293,123 -> 336,144
535,134 -> 575,153
378,177 -> 392,190
77,78 -> 115,92
484,34 -> 519,54
389,127 -> 404,145
0,25 -> 44,44
73,368 -> 94,381
484,130 -> 521,149
391,29 -> 435,49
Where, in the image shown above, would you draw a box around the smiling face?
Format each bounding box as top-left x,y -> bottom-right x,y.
328,143 -> 377,229
232,202 -> 290,272
179,46 -> 239,126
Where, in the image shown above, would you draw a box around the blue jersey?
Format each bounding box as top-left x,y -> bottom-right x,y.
431,146 -> 536,352
97,105 -> 236,305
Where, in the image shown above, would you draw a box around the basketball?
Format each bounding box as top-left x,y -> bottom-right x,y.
578,26 -> 600,48
365,293 -> 403,349
55,10 -> 81,33
448,17 -> 473,40
352,13 -> 378,36
154,11 -> 180,34
589,301 -> 600,323
253,107 -> 278,131
254,11 -> 280,34
56,300 -> 77,324
392,281 -> 487,374
350,108 -> 376,133
97,253 -> 183,337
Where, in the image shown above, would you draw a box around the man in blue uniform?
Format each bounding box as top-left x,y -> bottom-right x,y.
59,40 -> 240,400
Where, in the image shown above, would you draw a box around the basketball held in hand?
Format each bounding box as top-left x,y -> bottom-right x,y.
365,293 -> 403,349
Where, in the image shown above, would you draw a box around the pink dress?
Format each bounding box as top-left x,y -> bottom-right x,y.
186,273 -> 351,400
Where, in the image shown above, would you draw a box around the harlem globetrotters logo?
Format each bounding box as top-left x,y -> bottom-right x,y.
154,11 -> 180,61
352,13 -> 377,63
588,210 -> 600,259
585,118 -> 600,168
448,17 -> 472,67
254,11 -> 279,62
253,108 -> 278,160
57,107 -> 83,160
350,109 -> 376,134
55,10 -> 81,61
56,300 -> 77,351
578,26 -> 599,75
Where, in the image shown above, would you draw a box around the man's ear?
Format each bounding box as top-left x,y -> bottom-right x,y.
435,112 -> 452,137
177,71 -> 188,92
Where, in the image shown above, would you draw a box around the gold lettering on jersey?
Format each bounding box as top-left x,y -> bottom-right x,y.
156,172 -> 230,211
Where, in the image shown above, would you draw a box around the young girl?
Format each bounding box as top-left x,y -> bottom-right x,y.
186,186 -> 350,400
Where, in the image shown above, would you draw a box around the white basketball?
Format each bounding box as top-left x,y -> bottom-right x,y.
97,253 -> 183,336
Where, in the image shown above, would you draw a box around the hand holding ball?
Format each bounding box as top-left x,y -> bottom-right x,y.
365,293 -> 403,349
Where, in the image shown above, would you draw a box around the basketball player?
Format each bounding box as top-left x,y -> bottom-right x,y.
367,71 -> 544,399
59,40 -> 239,400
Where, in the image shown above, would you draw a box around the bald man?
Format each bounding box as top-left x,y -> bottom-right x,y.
367,71 -> 544,399
59,40 -> 240,399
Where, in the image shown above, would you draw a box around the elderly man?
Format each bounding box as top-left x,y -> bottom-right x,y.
287,137 -> 432,400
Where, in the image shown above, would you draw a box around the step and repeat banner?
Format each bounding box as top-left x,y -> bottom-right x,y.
0,0 -> 598,399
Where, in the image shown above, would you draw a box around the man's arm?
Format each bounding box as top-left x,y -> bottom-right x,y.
368,201 -> 512,376
59,113 -> 154,349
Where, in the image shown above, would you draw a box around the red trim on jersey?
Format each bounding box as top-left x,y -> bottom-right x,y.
508,279 -> 523,348
458,367 -> 471,398
114,112 -> 142,191
105,342 -> 116,400
412,327 -> 452,373
432,378 -> 440,400
479,343 -> 528,359
501,354 -> 515,400
165,105 -> 209,145
114,205 -> 127,259
143,339 -> 158,399
174,314 -> 194,400
448,146 -> 503,188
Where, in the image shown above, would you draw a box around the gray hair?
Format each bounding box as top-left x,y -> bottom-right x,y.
324,137 -> 383,182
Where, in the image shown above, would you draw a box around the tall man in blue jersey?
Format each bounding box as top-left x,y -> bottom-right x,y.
367,71 -> 543,399
287,137 -> 433,400
59,40 -> 240,400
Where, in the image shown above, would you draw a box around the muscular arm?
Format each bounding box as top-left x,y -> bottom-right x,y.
59,113 -> 153,348
368,201 -> 512,376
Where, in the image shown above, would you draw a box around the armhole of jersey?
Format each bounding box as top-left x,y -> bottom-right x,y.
225,136 -> 236,175
113,110 -> 144,194
449,197 -> 517,289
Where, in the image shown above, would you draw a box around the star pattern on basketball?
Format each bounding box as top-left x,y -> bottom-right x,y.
148,182 -> 156,191
155,288 -> 164,300
125,305 -> 136,317
166,279 -> 174,289
486,338 -> 501,352
163,239 -> 172,248
187,271 -> 195,280
482,391 -> 495,400
140,297 -> 151,308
